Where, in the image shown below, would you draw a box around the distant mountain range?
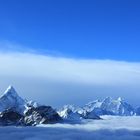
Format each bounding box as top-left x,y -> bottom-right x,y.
0,86 -> 139,126
58,97 -> 137,121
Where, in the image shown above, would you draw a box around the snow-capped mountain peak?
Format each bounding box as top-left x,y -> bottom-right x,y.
2,85 -> 19,97
58,105 -> 82,121
0,85 -> 26,114
83,97 -> 135,116
58,104 -> 101,120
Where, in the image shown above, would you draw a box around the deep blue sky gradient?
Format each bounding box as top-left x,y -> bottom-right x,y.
0,0 -> 140,61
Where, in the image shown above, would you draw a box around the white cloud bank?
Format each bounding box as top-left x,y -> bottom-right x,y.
0,52 -> 140,85
0,52 -> 140,106
0,116 -> 140,140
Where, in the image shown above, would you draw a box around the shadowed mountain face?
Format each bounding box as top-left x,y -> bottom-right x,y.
24,106 -> 61,126
0,109 -> 24,126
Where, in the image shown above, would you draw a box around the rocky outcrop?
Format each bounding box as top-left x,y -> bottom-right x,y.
24,106 -> 61,126
0,108 -> 24,126
0,106 -> 61,126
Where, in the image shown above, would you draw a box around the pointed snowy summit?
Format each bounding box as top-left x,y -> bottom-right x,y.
58,105 -> 81,121
0,85 -> 27,114
2,85 -> 18,97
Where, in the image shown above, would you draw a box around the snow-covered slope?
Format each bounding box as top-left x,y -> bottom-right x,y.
83,97 -> 135,116
58,105 -> 101,120
58,105 -> 82,121
0,86 -> 27,114
59,97 -> 135,120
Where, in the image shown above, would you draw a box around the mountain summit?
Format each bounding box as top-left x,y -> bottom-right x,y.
59,97 -> 136,119
83,97 -> 135,116
0,86 -> 61,126
0,85 -> 26,114
3,85 -> 18,96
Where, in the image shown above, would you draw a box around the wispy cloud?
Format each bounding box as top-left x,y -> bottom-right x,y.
0,40 -> 40,54
0,42 -> 140,106
0,40 -> 65,56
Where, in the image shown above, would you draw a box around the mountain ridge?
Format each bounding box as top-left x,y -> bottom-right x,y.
0,86 -> 139,126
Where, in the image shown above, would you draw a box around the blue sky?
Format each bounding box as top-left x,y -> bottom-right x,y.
0,0 -> 140,61
0,0 -> 140,107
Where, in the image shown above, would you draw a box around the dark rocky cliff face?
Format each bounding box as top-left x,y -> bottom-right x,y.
0,109 -> 24,126
24,106 -> 61,126
0,106 -> 61,126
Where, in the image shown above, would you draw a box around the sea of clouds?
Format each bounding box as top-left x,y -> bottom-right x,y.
0,116 -> 140,140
